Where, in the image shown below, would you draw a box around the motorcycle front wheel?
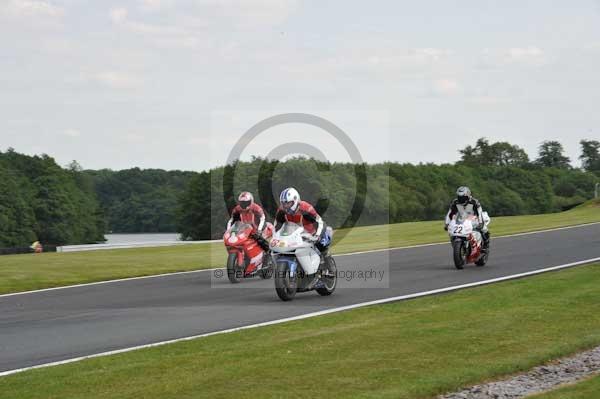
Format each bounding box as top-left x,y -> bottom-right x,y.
452,239 -> 466,269
226,252 -> 244,283
274,261 -> 297,301
259,255 -> 274,279
316,255 -> 337,296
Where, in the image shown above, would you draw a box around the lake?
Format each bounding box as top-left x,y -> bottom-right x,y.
104,233 -> 181,245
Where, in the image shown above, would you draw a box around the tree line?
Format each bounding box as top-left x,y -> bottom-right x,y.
83,168 -> 196,233
0,149 -> 105,247
1,138 -> 599,247
178,139 -> 600,240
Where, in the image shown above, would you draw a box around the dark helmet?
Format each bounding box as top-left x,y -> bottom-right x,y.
237,191 -> 254,210
456,186 -> 472,205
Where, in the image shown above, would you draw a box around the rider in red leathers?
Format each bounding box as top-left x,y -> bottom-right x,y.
274,187 -> 332,256
227,192 -> 269,251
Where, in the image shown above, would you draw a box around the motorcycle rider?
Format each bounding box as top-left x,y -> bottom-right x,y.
226,191 -> 269,251
444,186 -> 490,252
274,187 -> 333,260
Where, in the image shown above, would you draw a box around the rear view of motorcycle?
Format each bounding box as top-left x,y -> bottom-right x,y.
447,213 -> 491,269
270,223 -> 337,301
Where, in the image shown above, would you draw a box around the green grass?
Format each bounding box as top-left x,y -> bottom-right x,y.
530,374 -> 600,398
334,198 -> 600,253
0,199 -> 598,295
1,263 -> 600,399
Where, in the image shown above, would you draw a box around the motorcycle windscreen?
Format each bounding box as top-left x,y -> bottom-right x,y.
230,222 -> 252,233
278,222 -> 302,236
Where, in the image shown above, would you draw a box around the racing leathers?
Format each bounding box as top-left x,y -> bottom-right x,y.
445,197 -> 490,250
274,200 -> 332,255
227,203 -> 269,251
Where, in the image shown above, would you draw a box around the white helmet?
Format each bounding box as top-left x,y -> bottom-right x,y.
237,191 -> 254,210
279,187 -> 300,214
456,186 -> 471,205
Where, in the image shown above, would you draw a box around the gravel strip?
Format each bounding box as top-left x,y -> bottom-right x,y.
440,346 -> 600,398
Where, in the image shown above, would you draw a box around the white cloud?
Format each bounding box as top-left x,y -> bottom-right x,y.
188,137 -> 209,145
94,71 -> 141,89
0,0 -> 64,18
63,129 -> 81,138
433,78 -> 461,95
109,7 -> 128,24
108,5 -> 206,48
507,46 -> 544,60
481,46 -> 546,67
109,0 -> 298,49
413,48 -> 453,62
138,0 -> 165,11
194,0 -> 298,27
123,133 -> 145,143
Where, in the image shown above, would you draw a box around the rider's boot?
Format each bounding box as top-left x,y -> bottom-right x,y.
482,231 -> 491,253
319,248 -> 334,276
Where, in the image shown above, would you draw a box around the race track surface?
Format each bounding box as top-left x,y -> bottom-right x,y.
1,223 -> 599,373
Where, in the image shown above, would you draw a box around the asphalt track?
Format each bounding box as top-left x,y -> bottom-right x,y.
1,223 -> 600,374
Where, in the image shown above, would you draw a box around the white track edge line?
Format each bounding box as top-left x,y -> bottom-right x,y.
1,256 -> 599,378
1,221 -> 599,299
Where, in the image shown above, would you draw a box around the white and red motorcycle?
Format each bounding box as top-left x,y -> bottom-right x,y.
270,222 -> 336,301
447,213 -> 491,269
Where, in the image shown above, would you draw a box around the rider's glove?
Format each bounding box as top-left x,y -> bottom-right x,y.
250,230 -> 260,240
305,234 -> 319,243
443,224 -> 448,231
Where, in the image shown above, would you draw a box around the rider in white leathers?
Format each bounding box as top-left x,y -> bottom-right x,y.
444,186 -> 490,252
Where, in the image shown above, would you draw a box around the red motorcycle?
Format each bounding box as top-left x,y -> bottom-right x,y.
223,221 -> 274,283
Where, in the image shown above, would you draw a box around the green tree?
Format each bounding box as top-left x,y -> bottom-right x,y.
86,168 -> 196,233
579,139 -> 600,173
0,166 -> 37,247
459,138 -> 530,167
0,150 -> 105,246
177,172 -> 212,240
535,141 -> 571,169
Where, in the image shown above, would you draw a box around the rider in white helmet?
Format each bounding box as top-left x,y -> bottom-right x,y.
274,187 -> 333,255
444,186 -> 490,251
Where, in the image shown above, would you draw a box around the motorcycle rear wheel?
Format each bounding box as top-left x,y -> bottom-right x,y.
475,248 -> 489,267
275,261 -> 297,301
226,252 -> 244,283
453,240 -> 466,269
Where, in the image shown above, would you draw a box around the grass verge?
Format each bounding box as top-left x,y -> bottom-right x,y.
0,199 -> 598,294
530,374 -> 600,398
1,263 -> 600,398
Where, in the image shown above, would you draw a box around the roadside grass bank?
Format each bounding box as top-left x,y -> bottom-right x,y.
1,263 -> 600,398
530,374 -> 600,398
334,198 -> 600,254
0,199 -> 598,295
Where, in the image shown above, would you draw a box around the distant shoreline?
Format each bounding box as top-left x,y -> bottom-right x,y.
104,233 -> 181,245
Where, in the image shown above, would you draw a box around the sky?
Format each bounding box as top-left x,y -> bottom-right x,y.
1,0 -> 600,171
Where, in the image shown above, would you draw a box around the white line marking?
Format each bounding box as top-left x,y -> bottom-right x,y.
0,268 -> 222,298
1,221 -> 599,299
336,221 -> 600,257
1,256 -> 599,378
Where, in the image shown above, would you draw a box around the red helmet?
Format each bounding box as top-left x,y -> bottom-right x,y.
238,191 -> 254,210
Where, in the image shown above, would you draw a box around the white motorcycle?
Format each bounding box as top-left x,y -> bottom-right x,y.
447,212 -> 491,269
270,222 -> 337,301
